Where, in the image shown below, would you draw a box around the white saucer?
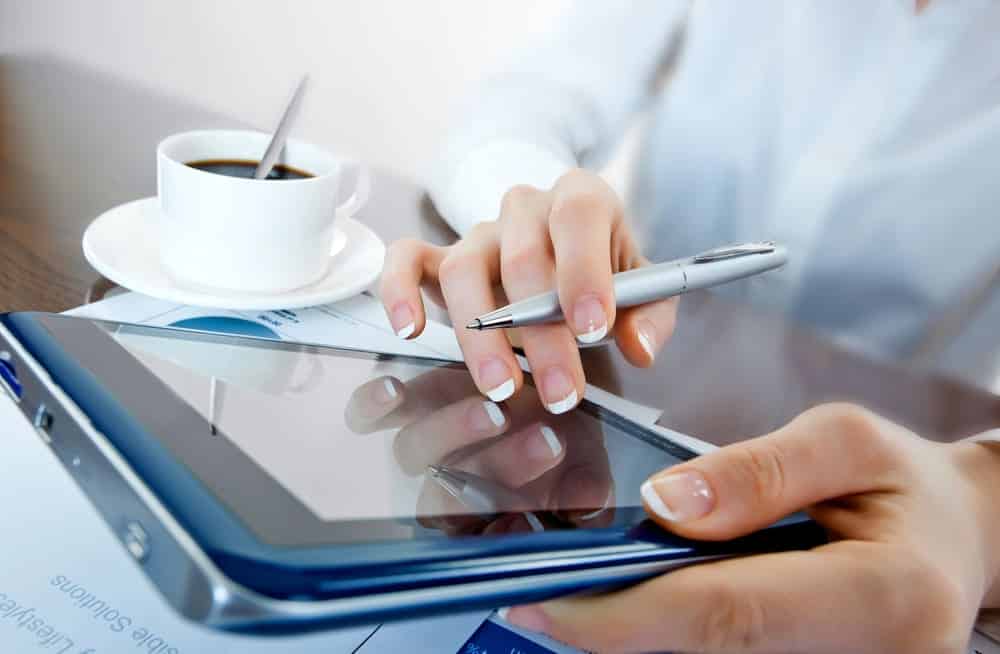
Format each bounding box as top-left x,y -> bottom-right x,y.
83,197 -> 386,311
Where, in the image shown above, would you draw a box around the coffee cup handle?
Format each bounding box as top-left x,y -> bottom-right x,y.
336,163 -> 371,220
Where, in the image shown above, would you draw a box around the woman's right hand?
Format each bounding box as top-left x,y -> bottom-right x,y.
379,169 -> 679,413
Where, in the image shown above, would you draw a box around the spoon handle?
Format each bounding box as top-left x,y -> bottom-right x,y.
254,75 -> 309,180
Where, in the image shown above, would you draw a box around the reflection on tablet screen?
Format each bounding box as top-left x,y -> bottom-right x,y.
108,326 -> 687,538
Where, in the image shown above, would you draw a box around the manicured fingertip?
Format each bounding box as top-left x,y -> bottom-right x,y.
482,400 -> 506,427
539,425 -> 563,457
642,471 -> 715,524
390,302 -> 419,340
523,424 -> 564,463
615,300 -> 677,367
485,379 -> 515,402
572,294 -> 609,344
546,389 -> 578,415
636,319 -> 656,363
379,378 -> 399,403
540,367 -> 579,414
478,357 -> 517,401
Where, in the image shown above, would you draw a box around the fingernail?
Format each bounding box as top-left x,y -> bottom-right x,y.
541,367 -> 577,414
469,400 -> 506,432
504,605 -> 549,634
375,378 -> 399,404
641,471 -> 714,522
524,424 -> 563,461
479,357 -> 515,401
573,294 -> 608,344
391,303 -> 415,339
577,490 -> 613,521
637,319 -> 656,361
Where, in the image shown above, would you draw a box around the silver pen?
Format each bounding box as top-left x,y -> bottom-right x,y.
467,241 -> 788,330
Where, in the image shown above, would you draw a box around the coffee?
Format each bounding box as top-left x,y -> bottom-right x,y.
186,158 -> 313,180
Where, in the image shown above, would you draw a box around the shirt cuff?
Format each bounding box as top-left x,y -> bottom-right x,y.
430,140 -> 574,236
965,429 -> 1000,444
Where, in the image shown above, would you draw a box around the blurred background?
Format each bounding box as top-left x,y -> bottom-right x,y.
0,1 -> 572,185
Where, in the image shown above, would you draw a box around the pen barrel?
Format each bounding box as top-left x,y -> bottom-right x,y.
507,262 -> 687,325
684,246 -> 788,290
612,262 -> 687,308
504,246 -> 787,327
509,292 -> 564,325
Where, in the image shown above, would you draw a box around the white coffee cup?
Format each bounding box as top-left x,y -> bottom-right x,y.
156,130 -> 369,294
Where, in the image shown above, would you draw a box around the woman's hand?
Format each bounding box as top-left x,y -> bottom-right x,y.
504,404 -> 1000,654
379,169 -> 677,413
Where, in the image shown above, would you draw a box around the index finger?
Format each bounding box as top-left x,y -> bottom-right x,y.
379,238 -> 447,339
548,171 -> 620,344
439,222 -> 525,401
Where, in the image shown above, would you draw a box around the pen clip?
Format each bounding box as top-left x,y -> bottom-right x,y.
692,241 -> 776,263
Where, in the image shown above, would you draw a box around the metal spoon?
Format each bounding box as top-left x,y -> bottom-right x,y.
254,75 -> 309,180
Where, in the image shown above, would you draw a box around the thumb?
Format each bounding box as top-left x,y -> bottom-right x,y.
640,403 -> 907,540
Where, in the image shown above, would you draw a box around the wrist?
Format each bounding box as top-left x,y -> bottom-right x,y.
954,441 -> 1000,607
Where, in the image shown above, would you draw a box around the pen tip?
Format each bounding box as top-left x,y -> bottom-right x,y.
466,319 -> 481,330
427,464 -> 444,477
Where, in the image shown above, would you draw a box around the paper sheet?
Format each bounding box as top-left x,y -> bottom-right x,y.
65,291 -> 465,361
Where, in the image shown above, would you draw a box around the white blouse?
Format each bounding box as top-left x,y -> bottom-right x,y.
429,0 -> 1000,391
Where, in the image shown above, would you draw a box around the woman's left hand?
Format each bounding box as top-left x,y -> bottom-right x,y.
504,404 -> 1000,654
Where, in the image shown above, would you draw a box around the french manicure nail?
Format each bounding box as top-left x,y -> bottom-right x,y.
637,319 -> 656,361
468,400 -> 506,432
375,378 -> 398,404
483,400 -> 506,428
525,424 -> 563,461
541,367 -> 577,414
391,303 -> 416,339
573,294 -> 608,344
640,471 -> 714,522
479,358 -> 515,401
539,425 -> 563,457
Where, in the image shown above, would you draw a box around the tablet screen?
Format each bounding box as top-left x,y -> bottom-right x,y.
56,319 -> 696,546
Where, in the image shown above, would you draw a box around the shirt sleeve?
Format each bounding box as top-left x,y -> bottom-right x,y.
430,0 -> 691,235
966,429 -> 1000,444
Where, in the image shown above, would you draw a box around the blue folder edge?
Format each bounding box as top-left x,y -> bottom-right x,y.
460,617 -> 567,654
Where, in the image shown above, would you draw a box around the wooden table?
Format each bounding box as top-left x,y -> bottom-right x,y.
2,53 -> 998,641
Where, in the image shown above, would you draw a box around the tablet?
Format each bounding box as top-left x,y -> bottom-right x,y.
0,312 -> 824,632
